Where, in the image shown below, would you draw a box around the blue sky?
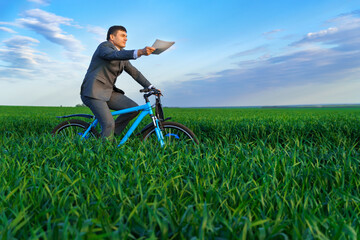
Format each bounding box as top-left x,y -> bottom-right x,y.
0,0 -> 359,107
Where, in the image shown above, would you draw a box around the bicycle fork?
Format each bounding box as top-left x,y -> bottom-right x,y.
147,102 -> 164,147
151,114 -> 165,147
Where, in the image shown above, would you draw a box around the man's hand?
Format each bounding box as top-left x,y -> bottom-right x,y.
138,47 -> 155,57
149,86 -> 162,96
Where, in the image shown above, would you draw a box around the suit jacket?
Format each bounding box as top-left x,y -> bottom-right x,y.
80,41 -> 151,101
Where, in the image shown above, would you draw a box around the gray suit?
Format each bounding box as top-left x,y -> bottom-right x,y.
80,41 -> 152,138
81,41 -> 151,100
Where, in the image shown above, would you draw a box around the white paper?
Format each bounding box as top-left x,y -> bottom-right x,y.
151,39 -> 175,54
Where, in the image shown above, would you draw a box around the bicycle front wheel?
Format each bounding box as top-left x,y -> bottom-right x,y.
51,119 -> 100,139
142,121 -> 199,145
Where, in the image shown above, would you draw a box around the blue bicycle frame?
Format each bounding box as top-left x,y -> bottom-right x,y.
81,101 -> 165,147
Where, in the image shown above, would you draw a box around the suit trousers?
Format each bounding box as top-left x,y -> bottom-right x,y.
81,92 -> 139,138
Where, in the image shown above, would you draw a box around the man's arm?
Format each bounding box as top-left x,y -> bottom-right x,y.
97,42 -> 135,60
98,42 -> 155,61
124,61 -> 152,88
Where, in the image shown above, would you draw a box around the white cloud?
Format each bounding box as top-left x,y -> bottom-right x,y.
0,35 -> 87,84
16,9 -> 84,52
87,25 -> 107,42
3,35 -> 39,47
293,12 -> 360,49
230,45 -> 268,58
328,10 -> 360,28
0,21 -> 18,26
306,27 -> 338,39
0,36 -> 44,69
0,27 -> 16,33
262,29 -> 284,39
87,26 -> 106,37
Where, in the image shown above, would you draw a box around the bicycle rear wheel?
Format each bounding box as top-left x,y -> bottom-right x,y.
142,121 -> 199,145
51,119 -> 100,139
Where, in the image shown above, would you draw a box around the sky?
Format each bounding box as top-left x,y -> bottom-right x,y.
0,0 -> 360,107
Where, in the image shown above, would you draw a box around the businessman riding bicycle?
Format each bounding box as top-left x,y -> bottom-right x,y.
80,25 -> 158,141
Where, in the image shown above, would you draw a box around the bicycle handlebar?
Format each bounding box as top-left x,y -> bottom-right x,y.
140,88 -> 162,95
140,88 -> 163,102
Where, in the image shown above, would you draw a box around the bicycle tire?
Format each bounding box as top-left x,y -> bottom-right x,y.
142,121 -> 199,145
51,119 -> 100,139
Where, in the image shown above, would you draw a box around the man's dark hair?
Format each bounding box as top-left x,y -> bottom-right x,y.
107,25 -> 127,40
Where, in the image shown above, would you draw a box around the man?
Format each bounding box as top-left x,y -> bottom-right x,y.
80,25 -> 156,139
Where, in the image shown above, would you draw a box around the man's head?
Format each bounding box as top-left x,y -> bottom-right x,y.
107,25 -> 127,49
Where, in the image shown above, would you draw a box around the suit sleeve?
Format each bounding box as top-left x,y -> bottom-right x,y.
124,61 -> 152,88
98,43 -> 135,60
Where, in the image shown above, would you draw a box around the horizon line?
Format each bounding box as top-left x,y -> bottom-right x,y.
1,103 -> 360,108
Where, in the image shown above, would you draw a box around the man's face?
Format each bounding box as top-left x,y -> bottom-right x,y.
110,30 -> 127,49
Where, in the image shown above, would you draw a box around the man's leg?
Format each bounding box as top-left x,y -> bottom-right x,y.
107,92 -> 139,136
81,95 -> 115,139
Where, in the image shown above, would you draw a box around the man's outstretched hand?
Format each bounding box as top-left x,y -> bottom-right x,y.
138,47 -> 155,56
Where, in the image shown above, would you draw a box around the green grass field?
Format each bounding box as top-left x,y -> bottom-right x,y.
1,106 -> 360,239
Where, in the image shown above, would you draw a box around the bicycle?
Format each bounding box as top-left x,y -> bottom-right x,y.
51,89 -> 199,147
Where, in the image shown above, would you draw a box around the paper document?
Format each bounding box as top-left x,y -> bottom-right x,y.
151,39 -> 175,54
